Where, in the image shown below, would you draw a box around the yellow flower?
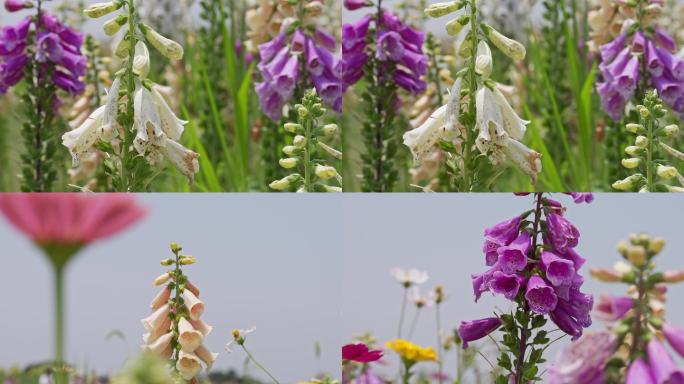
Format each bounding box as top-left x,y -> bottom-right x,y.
385,339 -> 437,362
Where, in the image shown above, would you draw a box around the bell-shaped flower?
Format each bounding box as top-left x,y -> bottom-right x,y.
141,303 -> 170,333
492,86 -> 527,141
546,213 -> 580,252
663,322 -> 684,359
143,331 -> 173,356
540,251 -> 575,295
151,86 -> 185,141
489,271 -> 524,300
84,1 -> 124,18
403,104 -> 449,162
102,76 -> 122,142
594,295 -> 633,322
647,339 -> 684,383
458,317 -> 501,348
182,289 -> 204,321
475,85 -> 506,154
195,345 -> 219,369
178,317 -> 203,352
525,275 -> 558,314
625,358 -> 655,384
500,137 -> 542,183
150,286 -> 171,311
140,23 -> 183,60
133,83 -> 164,154
133,41 -> 150,79
496,231 -> 531,273
189,318 -> 213,336
158,138 -> 200,183
176,350 -> 202,380
475,41 -> 493,79
62,105 -> 106,166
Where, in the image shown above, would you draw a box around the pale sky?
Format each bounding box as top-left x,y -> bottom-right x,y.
0,195 -> 344,382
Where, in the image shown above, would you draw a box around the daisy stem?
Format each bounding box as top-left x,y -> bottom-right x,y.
240,344 -> 280,384
408,307 -> 421,340
53,264 -> 67,384
397,286 -> 408,338
436,304 -> 443,384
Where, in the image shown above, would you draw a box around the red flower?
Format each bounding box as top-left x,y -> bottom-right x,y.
342,343 -> 383,363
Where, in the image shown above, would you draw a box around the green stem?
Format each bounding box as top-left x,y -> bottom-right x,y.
397,286 -> 408,338
121,0 -> 137,192
436,304 -> 443,384
629,268 -> 647,359
53,265 -> 67,384
240,344 -> 280,384
304,116 -> 312,191
408,307 -> 421,340
646,115 -> 654,192
402,360 -> 411,384
464,0 -> 479,191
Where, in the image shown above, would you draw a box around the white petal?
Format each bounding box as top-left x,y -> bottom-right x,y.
176,351 -> 202,380
445,77 -> 463,134
151,85 -> 186,141
161,139 -> 200,183
492,85 -> 529,140
133,84 -> 163,154
133,41 -> 150,79
178,317 -> 204,352
475,85 -> 505,154
62,105 -> 106,167
502,138 -> 542,183
403,104 -> 449,162
102,76 -> 122,142
475,41 -> 493,79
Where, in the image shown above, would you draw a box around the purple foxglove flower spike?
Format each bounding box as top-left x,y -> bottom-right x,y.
594,295 -> 633,322
489,271 -> 524,300
525,275 -> 558,314
647,339 -> 684,383
458,317 -> 502,348
496,231 -> 531,274
626,358 -> 656,384
663,322 -> 684,359
546,213 -> 580,252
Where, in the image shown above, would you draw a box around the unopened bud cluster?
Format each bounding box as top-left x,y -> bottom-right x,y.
270,89 -> 343,192
613,91 -> 683,192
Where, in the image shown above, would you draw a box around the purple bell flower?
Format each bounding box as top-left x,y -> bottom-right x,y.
496,231 -> 531,274
37,32 -> 65,63
626,358 -> 655,384
541,251 -> 575,298
489,271 -> 524,300
546,213 -> 580,252
525,275 -> 558,314
458,317 -> 502,348
663,322 -> 684,359
647,339 -> 684,383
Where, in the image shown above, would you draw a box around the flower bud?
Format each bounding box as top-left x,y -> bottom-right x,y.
638,105 -> 649,118
425,1 -> 463,18
140,23 -> 184,60
315,164 -> 337,180
293,135 -> 307,148
590,268 -> 623,282
279,157 -> 299,169
626,245 -> 647,267
635,135 -> 648,148
154,272 -> 171,286
626,123 -> 645,133
170,242 -> 182,253
84,1 -> 123,18
4,0 -> 33,12
317,141 -> 342,160
475,41 -> 493,79
625,146 -> 644,156
649,237 -> 666,254
180,256 -> 196,265
445,15 -> 469,36
617,240 -> 629,256
103,14 -> 128,36
656,165 -> 677,180
664,270 -> 684,283
160,258 -> 174,266
321,123 -> 338,136
323,185 -> 342,192
481,24 -> 526,61
612,174 -> 644,191
282,145 -> 299,156
644,3 -> 662,17
297,105 -> 309,118
133,41 -> 150,79
304,1 -> 323,16
269,173 -> 302,191
114,36 -> 131,59
621,158 -> 641,169
284,123 -> 303,133
663,124 -> 679,136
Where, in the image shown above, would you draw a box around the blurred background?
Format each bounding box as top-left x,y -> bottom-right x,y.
340,194 -> 684,379
0,194 -> 343,382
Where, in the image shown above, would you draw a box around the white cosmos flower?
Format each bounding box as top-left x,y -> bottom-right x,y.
391,267 -> 429,286
133,83 -> 164,154
62,105 -> 106,166
226,326 -> 257,353
408,287 -> 436,308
